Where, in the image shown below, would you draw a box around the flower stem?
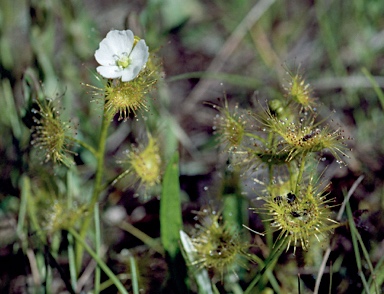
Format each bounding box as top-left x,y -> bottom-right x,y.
295,152 -> 307,194
69,228 -> 128,294
75,107 -> 113,272
94,202 -> 101,294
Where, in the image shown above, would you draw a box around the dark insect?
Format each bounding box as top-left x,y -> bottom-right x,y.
291,211 -> 301,218
274,196 -> 284,204
302,128 -> 321,142
287,192 -> 296,204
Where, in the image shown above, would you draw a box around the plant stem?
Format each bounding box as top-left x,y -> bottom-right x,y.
295,152 -> 307,194
94,203 -> 101,294
66,136 -> 98,157
75,107 -> 113,272
69,229 -> 129,294
244,237 -> 287,294
118,221 -> 164,255
244,132 -> 267,144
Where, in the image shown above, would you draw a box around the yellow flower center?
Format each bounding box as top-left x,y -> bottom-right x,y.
116,55 -> 131,68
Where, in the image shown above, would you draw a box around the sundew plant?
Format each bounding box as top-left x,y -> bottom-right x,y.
1,1 -> 384,293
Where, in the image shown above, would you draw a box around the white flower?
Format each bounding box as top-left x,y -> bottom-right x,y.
94,30 -> 149,82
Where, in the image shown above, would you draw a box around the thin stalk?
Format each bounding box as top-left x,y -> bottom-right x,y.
129,253 -> 139,294
94,203 -> 101,294
69,229 -> 128,294
328,261 -> 332,294
361,67 -> 384,110
286,162 -> 295,191
314,175 -> 364,294
354,230 -> 379,292
66,169 -> 78,286
90,110 -> 113,208
346,202 -> 370,293
266,132 -> 276,182
295,152 -> 307,194
249,252 -> 282,294
367,253 -> 384,294
244,132 -> 267,144
95,274 -> 129,292
118,221 -> 164,255
67,233 -> 77,290
76,107 -> 113,271
17,176 -> 29,238
244,238 -> 287,294
66,136 -> 98,157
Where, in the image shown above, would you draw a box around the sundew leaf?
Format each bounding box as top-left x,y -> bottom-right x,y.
160,152 -> 183,257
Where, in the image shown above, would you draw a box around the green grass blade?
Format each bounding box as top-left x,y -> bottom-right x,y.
345,202 -> 370,293
69,229 -> 128,294
180,230 -> 213,294
361,67 -> 384,110
17,176 -> 29,238
160,152 -> 188,291
160,151 -> 183,257
128,253 -> 139,294
2,79 -> 23,139
244,238 -> 287,294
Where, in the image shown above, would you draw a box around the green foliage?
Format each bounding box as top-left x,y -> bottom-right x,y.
160,152 -> 183,258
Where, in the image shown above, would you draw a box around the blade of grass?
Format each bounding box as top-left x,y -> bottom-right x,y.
247,251 -> 281,294
118,221 -> 164,254
67,234 -> 77,291
160,152 -> 188,292
314,175 -> 364,294
345,202 -> 370,293
353,225 -> 379,293
69,228 -> 128,294
314,0 -> 359,106
17,176 -> 29,239
66,170 -> 78,288
244,237 -> 287,294
2,79 -> 23,139
160,152 -> 183,256
367,254 -> 384,294
180,230 -> 213,294
361,67 -> 384,110
128,252 -> 139,294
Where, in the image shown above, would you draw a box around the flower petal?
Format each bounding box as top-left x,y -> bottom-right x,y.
96,65 -> 122,79
105,30 -> 134,55
95,30 -> 134,66
129,39 -> 149,68
120,40 -> 149,81
95,42 -> 116,66
120,68 -> 137,82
